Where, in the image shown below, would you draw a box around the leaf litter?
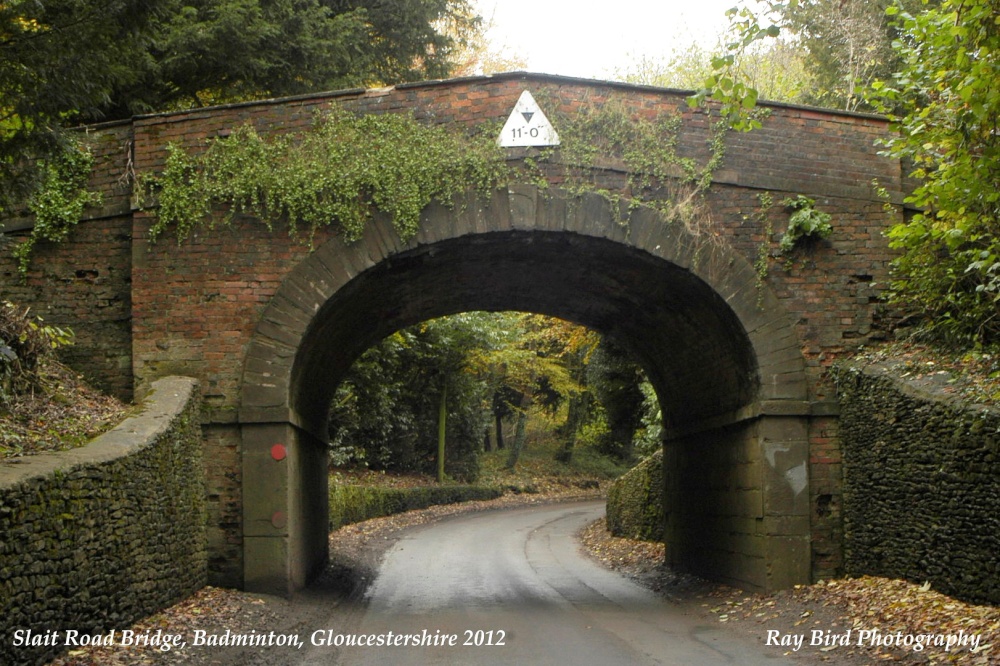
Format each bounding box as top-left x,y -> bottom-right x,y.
580,518 -> 999,665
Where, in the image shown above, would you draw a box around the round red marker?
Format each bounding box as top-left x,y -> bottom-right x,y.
270,443 -> 287,461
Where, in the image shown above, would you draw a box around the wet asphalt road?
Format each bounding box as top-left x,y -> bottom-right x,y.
291,500 -> 794,665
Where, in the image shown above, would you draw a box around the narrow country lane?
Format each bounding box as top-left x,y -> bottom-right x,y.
293,501 -> 793,665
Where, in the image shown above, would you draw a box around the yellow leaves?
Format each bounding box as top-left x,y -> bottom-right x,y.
12,15 -> 43,33
462,314 -> 588,401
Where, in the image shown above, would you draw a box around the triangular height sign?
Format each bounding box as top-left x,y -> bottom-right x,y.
498,91 -> 560,147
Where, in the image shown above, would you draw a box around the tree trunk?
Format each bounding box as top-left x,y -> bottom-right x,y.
437,383 -> 447,483
505,394 -> 532,470
495,413 -> 505,450
556,392 -> 590,463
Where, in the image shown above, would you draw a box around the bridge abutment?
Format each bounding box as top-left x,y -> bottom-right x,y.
664,408 -> 811,592
242,422 -> 328,596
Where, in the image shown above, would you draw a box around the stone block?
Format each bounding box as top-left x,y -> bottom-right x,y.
766,536 -> 811,590
762,437 -> 810,517
507,184 -> 538,229
243,536 -> 291,596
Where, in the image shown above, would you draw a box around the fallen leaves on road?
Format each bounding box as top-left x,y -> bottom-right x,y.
579,518 -> 664,575
47,586 -> 280,666
706,577 -> 999,664
45,499 -> 999,666
579,518 -> 1000,665
45,488 -> 604,666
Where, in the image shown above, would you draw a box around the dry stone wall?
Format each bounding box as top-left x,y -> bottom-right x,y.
0,376 -> 206,666
606,449 -> 664,542
836,362 -> 1000,604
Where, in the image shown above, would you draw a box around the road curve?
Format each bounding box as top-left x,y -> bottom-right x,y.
296,500 -> 793,665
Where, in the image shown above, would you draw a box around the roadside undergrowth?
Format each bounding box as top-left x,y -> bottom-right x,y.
0,359 -> 129,459
333,411 -> 630,496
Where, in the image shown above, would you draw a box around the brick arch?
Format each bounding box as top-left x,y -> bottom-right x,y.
238,185 -> 811,595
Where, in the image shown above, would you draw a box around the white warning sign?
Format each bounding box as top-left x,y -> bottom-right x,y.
498,90 -> 560,147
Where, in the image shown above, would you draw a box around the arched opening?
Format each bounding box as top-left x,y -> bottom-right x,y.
293,230 -> 757,436
239,187 -> 811,596
324,311 -> 650,483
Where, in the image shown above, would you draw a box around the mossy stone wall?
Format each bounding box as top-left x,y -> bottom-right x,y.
0,376 -> 206,666
606,449 -> 664,542
837,362 -> 1000,604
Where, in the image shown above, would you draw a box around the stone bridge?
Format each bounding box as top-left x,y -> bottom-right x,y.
1,73 -> 907,596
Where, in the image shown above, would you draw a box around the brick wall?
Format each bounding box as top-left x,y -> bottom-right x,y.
0,122 -> 135,401
124,74 -> 900,408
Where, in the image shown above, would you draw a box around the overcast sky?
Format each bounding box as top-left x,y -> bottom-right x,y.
472,0 -> 737,79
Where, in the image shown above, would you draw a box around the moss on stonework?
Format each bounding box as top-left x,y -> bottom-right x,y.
605,449 -> 664,542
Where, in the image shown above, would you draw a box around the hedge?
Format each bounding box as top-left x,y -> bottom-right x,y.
329,484 -> 503,531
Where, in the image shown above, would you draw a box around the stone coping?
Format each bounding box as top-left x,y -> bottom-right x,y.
0,375 -> 198,488
842,360 -> 1000,418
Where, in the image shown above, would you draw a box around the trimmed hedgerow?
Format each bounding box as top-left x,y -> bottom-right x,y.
328,484 -> 502,531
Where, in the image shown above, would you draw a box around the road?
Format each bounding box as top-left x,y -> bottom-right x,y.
294,500 -> 794,665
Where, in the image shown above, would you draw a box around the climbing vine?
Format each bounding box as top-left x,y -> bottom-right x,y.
142,108 -> 510,244
140,99 -> 737,248
749,192 -> 833,305
752,191 -> 776,305
12,142 -> 102,274
545,100 -> 731,231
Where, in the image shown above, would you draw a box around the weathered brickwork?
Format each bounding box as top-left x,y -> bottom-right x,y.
836,362 -> 1000,604
201,424 -> 243,586
0,377 -> 206,666
1,73 -> 910,590
809,413 -> 844,580
0,121 -> 135,401
0,216 -> 133,401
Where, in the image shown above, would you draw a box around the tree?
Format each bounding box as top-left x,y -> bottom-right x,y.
464,314 -> 584,469
444,3 -> 527,76
329,312 -> 599,475
1,0 -> 477,213
585,338 -> 646,462
96,0 -> 478,120
783,0 -> 926,111
690,0 -> 925,127
695,0 -> 999,344
328,313 -> 496,479
616,38 -> 812,105
0,0 -> 161,208
870,0 -> 1000,345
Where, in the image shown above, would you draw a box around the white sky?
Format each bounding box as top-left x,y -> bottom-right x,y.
473,0 -> 739,80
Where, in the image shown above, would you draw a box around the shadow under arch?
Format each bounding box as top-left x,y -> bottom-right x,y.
239,186 -> 812,596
